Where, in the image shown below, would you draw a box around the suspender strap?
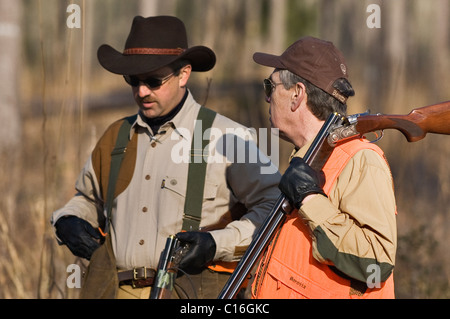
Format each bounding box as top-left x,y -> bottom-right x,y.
103,108 -> 216,233
104,115 -> 137,234
182,107 -> 217,231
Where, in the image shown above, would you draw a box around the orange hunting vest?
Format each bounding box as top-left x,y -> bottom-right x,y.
251,138 -> 395,299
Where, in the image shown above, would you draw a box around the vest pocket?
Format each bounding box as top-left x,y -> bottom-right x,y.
264,256 -> 336,299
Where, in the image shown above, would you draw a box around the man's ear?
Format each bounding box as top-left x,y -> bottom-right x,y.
179,64 -> 192,88
291,82 -> 306,111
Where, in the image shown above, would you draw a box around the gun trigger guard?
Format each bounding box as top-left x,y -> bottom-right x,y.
364,130 -> 384,144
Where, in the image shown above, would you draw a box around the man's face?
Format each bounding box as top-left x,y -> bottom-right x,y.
130,64 -> 191,119
266,71 -> 293,143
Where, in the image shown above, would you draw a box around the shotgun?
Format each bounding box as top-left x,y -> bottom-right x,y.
218,100 -> 450,299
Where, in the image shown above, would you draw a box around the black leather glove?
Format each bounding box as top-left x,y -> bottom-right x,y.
176,231 -> 216,274
279,157 -> 327,209
55,216 -> 103,260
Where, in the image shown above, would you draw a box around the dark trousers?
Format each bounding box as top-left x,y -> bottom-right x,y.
173,268 -> 231,299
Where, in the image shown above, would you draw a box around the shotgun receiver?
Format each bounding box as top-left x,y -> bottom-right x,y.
218,100 -> 450,299
149,235 -> 190,299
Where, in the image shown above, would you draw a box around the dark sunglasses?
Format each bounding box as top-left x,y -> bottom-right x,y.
123,72 -> 175,88
263,78 -> 284,99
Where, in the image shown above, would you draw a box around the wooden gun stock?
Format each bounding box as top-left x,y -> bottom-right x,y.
355,100 -> 450,142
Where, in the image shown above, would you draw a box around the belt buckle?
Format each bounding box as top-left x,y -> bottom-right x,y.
131,267 -> 155,289
132,267 -> 148,289
133,267 -> 147,281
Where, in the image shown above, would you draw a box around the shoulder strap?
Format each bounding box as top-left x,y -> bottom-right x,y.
102,108 -> 216,233
182,107 -> 217,231
104,115 -> 137,234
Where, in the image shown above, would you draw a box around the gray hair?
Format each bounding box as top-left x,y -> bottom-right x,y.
277,69 -> 353,120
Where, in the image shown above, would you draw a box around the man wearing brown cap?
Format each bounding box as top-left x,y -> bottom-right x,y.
251,37 -> 397,298
51,16 -> 281,299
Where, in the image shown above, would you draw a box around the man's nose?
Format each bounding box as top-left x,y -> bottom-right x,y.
138,83 -> 152,97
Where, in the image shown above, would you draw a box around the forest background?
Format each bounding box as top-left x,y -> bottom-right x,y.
0,0 -> 449,299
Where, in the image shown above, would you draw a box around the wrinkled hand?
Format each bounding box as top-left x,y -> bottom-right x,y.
55,216 -> 103,260
279,157 -> 326,209
176,231 -> 216,274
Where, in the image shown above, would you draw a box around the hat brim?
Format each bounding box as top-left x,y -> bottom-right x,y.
98,44 -> 216,75
253,52 -> 286,70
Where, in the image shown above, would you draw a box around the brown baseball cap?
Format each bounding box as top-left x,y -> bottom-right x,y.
253,36 -> 350,103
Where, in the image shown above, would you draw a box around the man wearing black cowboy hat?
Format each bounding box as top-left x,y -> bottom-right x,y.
51,16 -> 281,299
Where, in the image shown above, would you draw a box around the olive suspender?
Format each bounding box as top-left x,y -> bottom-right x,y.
104,114 -> 137,234
182,107 -> 216,231
104,107 -> 216,234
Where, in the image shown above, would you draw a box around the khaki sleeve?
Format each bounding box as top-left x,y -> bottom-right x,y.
50,156 -> 102,229
298,149 -> 397,283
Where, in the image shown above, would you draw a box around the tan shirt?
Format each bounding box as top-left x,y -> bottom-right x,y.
52,91 -> 281,270
292,141 -> 397,279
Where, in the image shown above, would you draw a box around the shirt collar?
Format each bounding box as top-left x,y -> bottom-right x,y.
128,89 -> 197,140
290,139 -> 313,162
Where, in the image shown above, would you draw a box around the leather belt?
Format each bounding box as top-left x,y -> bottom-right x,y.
118,267 -> 156,288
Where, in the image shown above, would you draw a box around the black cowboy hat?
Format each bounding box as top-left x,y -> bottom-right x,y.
97,16 -> 216,75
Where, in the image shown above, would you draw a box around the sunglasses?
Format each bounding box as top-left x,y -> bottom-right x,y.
124,72 -> 175,88
263,78 -> 284,100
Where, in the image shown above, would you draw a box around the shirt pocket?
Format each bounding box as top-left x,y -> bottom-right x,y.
161,176 -> 218,230
161,176 -> 219,230
161,176 -> 187,197
162,176 -> 218,200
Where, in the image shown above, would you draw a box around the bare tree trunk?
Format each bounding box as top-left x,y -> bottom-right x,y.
0,0 -> 23,299
432,0 -> 449,101
383,0 -> 407,113
139,0 -> 159,16
0,0 -> 22,154
268,0 -> 287,53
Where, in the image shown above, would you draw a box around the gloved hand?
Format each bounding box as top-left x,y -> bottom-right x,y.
176,231 -> 216,274
55,216 -> 103,260
278,157 -> 327,209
